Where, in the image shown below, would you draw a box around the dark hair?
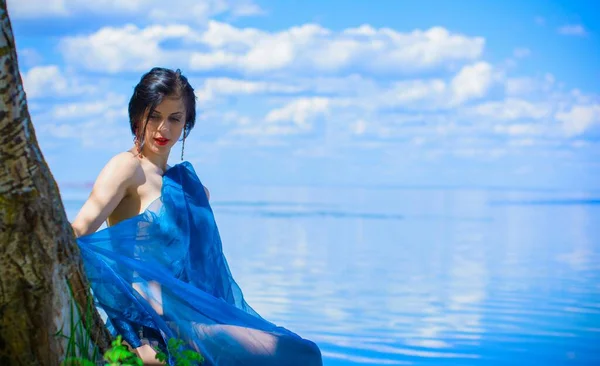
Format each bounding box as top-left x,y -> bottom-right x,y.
128,67 -> 196,152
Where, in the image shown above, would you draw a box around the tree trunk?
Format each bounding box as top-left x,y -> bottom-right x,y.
0,1 -> 112,364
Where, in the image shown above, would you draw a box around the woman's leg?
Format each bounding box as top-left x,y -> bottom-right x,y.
133,278 -> 164,315
123,341 -> 165,365
134,344 -> 164,365
192,323 -> 322,366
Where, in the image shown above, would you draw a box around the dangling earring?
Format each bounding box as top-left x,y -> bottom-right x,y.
181,128 -> 186,161
133,126 -> 145,159
133,135 -> 142,157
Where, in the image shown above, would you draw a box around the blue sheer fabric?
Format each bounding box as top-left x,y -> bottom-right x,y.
77,161 -> 321,365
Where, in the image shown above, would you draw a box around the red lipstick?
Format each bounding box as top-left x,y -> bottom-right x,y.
154,137 -> 170,146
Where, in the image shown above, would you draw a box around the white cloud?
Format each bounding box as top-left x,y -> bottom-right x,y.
23,65 -> 68,99
229,2 -> 263,17
8,0 -> 69,17
509,139 -> 536,147
194,62 -> 499,141
59,24 -> 195,73
8,0 -> 262,22
375,62 -> 496,110
468,99 -> 551,120
198,20 -> 267,48
61,21 -> 485,75
352,119 -> 368,135
555,104 -> 600,136
49,93 -> 127,119
494,124 -> 540,136
195,78 -> 303,103
557,24 -> 587,36
35,94 -> 130,147
378,78 -> 446,110
505,73 -> 554,96
228,123 -> 311,138
191,22 -> 485,74
505,77 -> 537,96
265,97 -> 330,129
571,140 -> 588,148
197,74 -> 392,109
18,48 -> 44,67
250,74 -> 380,99
22,65 -> 97,98
40,119 -> 130,148
27,13 -> 600,158
221,111 -> 252,126
450,62 -> 494,105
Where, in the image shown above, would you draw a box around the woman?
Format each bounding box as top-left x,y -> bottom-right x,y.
71,67 -> 322,365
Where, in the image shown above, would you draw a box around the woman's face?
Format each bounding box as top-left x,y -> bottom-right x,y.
140,96 -> 186,156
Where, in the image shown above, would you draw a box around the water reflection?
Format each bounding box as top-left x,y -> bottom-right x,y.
215,186 -> 600,365
63,185 -> 600,365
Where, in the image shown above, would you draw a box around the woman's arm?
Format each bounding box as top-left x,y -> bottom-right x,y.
71,153 -> 140,238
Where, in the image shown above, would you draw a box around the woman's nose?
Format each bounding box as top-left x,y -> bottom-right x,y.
158,120 -> 169,132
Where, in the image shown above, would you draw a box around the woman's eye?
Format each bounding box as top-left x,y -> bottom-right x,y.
170,117 -> 181,122
150,115 -> 160,120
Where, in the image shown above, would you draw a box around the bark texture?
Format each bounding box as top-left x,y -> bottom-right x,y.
0,1 -> 112,364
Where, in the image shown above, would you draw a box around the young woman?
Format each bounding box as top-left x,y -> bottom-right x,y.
71,67 -> 322,365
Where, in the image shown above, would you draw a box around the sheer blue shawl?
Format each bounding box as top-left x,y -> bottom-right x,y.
76,161 -> 321,365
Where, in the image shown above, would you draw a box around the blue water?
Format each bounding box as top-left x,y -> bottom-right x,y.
62,184 -> 600,365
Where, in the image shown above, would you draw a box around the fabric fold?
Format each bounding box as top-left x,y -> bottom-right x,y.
77,161 -> 321,365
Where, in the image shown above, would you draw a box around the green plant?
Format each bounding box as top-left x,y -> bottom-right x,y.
102,335 -> 143,366
55,280 -> 204,365
156,338 -> 204,366
55,280 -> 101,365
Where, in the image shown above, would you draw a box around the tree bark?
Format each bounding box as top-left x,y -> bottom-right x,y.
0,1 -> 112,364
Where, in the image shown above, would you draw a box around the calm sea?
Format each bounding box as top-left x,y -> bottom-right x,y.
62,184 -> 600,365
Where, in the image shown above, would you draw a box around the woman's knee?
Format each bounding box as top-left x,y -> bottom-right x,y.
304,340 -> 323,366
275,337 -> 322,366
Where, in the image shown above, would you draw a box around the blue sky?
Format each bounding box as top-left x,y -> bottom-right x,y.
8,0 -> 600,190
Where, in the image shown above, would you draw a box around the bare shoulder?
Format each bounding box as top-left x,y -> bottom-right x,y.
189,163 -> 210,201
203,185 -> 210,201
102,152 -> 143,181
71,152 -> 142,237
98,151 -> 148,192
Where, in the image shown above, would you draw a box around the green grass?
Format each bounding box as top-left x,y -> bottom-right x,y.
54,279 -> 204,365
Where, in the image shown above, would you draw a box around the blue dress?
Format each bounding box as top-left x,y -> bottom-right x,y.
77,161 -> 321,365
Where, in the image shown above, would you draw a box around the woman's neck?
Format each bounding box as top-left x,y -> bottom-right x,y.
134,146 -> 170,174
